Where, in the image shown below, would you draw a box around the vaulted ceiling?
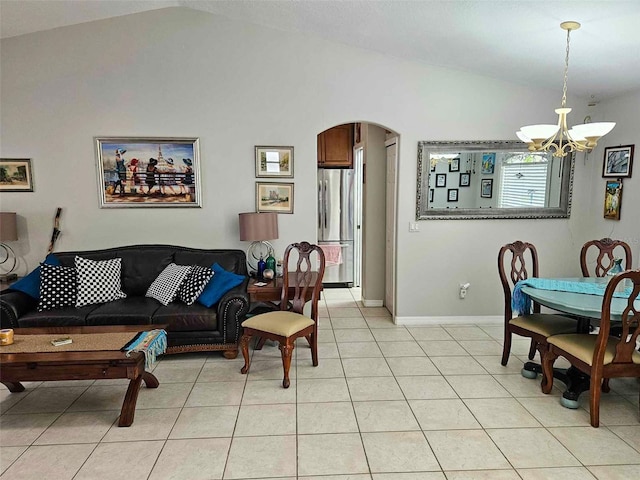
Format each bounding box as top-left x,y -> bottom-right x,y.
2,0 -> 639,102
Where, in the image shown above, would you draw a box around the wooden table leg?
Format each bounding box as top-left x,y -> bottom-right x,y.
2,381 -> 25,393
118,375 -> 143,427
255,337 -> 267,350
142,371 -> 159,388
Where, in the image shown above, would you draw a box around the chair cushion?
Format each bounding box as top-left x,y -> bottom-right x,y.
242,311 -> 314,337
509,313 -> 578,337
549,334 -> 640,366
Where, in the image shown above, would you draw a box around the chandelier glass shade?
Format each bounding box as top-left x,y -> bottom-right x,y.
517,21 -> 615,158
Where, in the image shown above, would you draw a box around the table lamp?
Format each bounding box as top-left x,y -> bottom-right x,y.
0,212 -> 18,282
238,212 -> 278,276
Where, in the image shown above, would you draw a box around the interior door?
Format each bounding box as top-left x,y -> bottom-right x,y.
385,138 -> 398,316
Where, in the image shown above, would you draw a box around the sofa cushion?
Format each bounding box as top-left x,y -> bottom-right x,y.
153,302 -> 219,332
17,305 -> 99,328
177,265 -> 214,305
146,263 -> 193,306
197,263 -> 245,308
118,249 -> 173,296
37,264 -> 77,312
75,256 -> 127,307
10,254 -> 61,299
174,250 -> 245,273
86,297 -> 161,326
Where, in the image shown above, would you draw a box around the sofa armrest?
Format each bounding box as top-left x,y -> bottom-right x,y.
0,291 -> 37,329
216,277 -> 250,344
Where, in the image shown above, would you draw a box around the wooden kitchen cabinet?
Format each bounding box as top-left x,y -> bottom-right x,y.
318,124 -> 354,168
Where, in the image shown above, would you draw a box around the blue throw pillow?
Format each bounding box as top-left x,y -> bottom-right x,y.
197,263 -> 245,308
9,254 -> 61,299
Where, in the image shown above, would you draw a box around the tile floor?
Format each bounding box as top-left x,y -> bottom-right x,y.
1,287 -> 639,479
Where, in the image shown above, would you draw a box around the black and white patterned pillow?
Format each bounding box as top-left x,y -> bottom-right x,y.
75,256 -> 127,307
37,264 -> 78,312
177,265 -> 214,305
145,263 -> 193,306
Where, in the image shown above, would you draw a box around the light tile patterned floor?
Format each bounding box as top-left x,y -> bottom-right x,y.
1,287 -> 639,479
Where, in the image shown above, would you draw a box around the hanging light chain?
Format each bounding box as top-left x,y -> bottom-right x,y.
561,26 -> 572,108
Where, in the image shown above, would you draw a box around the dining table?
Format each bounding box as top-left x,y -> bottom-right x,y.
517,276 -> 639,409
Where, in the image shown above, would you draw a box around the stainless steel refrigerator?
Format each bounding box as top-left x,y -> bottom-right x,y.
318,168 -> 355,286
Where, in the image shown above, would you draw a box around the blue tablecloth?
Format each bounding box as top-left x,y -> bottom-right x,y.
512,278 -> 632,315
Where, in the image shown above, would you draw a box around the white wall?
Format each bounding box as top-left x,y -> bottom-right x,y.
583,90 -> 640,266
0,7 -> 603,320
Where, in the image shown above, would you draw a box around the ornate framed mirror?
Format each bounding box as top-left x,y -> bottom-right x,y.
416,140 -> 574,220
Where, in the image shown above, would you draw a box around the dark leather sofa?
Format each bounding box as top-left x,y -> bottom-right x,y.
0,245 -> 250,358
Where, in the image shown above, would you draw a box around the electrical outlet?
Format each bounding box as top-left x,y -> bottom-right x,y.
459,288 -> 467,299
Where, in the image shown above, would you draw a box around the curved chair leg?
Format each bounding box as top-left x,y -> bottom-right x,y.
528,339 -> 537,360
601,378 -> 611,393
240,333 -> 252,375
501,328 -> 512,366
310,330 -> 318,367
279,340 -> 295,388
541,349 -> 558,394
590,372 -> 602,427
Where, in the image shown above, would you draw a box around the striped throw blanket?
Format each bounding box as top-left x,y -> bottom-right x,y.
121,329 -> 167,369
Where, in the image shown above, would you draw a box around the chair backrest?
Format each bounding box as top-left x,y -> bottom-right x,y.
280,242 -> 325,320
597,269 -> 640,366
580,238 -> 633,277
498,241 -> 540,320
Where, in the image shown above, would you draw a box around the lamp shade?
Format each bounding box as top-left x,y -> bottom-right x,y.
520,124 -> 559,141
0,212 -> 18,241
571,122 -> 616,139
238,212 -> 278,241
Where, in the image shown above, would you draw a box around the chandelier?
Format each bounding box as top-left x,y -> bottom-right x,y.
516,21 -> 615,158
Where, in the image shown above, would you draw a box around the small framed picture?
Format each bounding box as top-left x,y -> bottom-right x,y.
429,188 -> 434,203
435,173 -> 447,187
0,158 -> 33,192
602,145 -> 634,178
604,179 -> 622,220
255,146 -> 293,178
256,182 -> 294,214
459,173 -> 470,187
481,153 -> 495,174
481,178 -> 493,198
447,189 -> 459,202
448,158 -> 460,172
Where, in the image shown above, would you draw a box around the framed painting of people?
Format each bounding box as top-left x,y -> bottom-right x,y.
604,179 -> 622,220
95,137 -> 201,208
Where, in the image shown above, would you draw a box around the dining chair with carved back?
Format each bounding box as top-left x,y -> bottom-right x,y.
581,237 -> 634,392
498,241 -> 580,369
541,269 -> 640,427
239,241 -> 325,388
580,238 -> 633,278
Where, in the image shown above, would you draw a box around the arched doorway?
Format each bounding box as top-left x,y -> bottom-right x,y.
317,122 -> 399,317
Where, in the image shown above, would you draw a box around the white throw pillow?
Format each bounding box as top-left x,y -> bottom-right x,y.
75,256 -> 127,307
146,263 -> 193,306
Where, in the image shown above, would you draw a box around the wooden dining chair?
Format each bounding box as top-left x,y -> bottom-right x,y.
580,238 -> 633,277
239,241 -> 325,388
581,238 -> 634,392
498,241 -> 579,368
541,269 -> 640,427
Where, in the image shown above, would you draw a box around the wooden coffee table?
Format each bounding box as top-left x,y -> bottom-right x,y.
0,325 -> 163,427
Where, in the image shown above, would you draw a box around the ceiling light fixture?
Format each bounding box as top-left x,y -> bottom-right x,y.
517,21 -> 615,158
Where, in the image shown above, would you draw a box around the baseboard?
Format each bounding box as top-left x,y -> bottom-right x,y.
394,315 -> 503,326
362,299 -> 384,307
